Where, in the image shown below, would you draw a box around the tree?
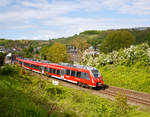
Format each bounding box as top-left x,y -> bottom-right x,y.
0,52 -> 6,66
47,43 -> 70,63
71,37 -> 90,62
87,38 -> 102,50
40,45 -> 49,60
99,30 -> 136,53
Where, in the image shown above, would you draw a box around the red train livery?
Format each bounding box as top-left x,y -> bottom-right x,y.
16,57 -> 104,88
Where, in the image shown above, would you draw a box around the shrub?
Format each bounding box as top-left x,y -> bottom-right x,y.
0,52 -> 6,66
114,92 -> 129,115
0,64 -> 20,76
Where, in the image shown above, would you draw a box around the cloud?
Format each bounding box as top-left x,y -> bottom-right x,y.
0,0 -> 150,40
78,0 -> 150,15
1,0 -> 150,22
0,0 -> 81,22
0,0 -> 12,6
119,0 -> 150,15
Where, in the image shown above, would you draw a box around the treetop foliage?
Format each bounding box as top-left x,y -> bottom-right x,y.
46,43 -> 70,63
99,30 -> 136,53
80,30 -> 103,35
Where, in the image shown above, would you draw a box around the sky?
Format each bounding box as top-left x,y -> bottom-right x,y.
0,0 -> 150,40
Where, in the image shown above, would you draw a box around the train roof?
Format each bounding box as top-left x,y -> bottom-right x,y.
17,57 -> 97,71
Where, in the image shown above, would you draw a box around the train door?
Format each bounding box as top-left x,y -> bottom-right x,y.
22,62 -> 24,67
61,69 -> 65,79
41,67 -> 44,74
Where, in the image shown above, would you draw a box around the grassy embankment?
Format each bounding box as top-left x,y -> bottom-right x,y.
99,65 -> 150,93
0,65 -> 150,117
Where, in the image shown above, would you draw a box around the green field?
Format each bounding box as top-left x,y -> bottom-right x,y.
99,65 -> 150,93
0,65 -> 150,117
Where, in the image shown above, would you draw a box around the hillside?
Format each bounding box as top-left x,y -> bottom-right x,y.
52,27 -> 150,45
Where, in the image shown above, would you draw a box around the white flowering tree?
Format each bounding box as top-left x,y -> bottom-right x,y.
82,43 -> 150,67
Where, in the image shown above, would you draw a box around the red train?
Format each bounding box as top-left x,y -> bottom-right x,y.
16,57 -> 104,88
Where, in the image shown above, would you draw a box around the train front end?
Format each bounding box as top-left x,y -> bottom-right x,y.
91,69 -> 104,88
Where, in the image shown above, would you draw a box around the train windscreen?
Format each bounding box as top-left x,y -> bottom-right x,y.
91,70 -> 101,78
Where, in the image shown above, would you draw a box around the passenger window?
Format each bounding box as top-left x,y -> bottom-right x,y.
80,72 -> 90,80
57,70 -> 60,75
44,67 -> 47,71
66,70 -> 70,75
85,73 -> 90,80
71,71 -> 76,77
76,72 -> 81,78
49,68 -> 51,73
53,69 -> 56,74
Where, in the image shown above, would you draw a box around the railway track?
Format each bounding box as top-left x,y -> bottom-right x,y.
28,70 -> 150,107
98,87 -> 150,106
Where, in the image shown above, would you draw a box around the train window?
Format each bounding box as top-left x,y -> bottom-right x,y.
85,73 -> 90,80
37,66 -> 40,70
71,71 -> 76,77
39,66 -> 41,70
57,70 -> 60,75
45,67 -> 48,71
36,65 -> 38,69
49,68 -> 52,73
91,70 -> 100,78
66,70 -> 70,75
80,72 -> 90,80
25,63 -> 27,66
53,69 -> 56,74
76,72 -> 81,78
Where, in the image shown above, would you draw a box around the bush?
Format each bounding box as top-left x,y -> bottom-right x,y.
0,64 -> 20,76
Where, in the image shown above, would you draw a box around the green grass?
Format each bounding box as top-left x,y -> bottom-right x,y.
0,65 -> 150,117
99,64 -> 150,93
